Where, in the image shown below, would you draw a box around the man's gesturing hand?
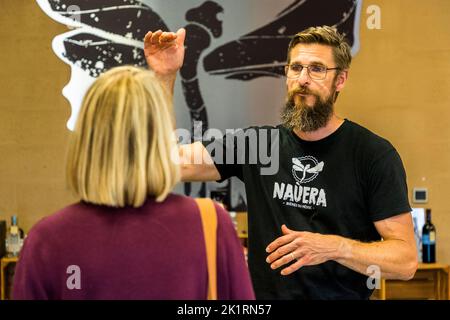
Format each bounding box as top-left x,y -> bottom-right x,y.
265,225 -> 345,276
144,28 -> 186,76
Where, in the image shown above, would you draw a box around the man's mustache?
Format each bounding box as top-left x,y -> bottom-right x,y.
289,88 -> 317,97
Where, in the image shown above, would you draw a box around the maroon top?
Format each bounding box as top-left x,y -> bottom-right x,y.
13,194 -> 255,300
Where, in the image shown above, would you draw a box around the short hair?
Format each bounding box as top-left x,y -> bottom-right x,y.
287,25 -> 352,70
66,66 -> 180,208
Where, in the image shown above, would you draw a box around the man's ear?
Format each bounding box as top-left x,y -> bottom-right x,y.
335,69 -> 348,92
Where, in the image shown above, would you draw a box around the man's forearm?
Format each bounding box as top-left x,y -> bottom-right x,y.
144,28 -> 185,95
156,72 -> 177,96
333,236 -> 418,280
179,142 -> 221,182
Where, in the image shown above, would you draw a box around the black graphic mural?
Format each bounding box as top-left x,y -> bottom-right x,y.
204,0 -> 359,80
37,0 -> 361,206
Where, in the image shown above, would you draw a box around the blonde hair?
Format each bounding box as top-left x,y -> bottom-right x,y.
287,25 -> 352,70
66,66 -> 180,207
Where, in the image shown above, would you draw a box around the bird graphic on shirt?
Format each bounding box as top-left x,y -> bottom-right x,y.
292,158 -> 324,183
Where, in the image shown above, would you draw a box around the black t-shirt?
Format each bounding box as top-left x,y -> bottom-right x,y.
204,119 -> 411,299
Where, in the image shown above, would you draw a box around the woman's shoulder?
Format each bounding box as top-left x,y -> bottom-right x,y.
25,203 -> 87,234
27,195 -> 234,241
19,202 -> 90,254
163,194 -> 233,224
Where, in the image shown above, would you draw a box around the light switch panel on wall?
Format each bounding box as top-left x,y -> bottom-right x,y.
413,188 -> 428,203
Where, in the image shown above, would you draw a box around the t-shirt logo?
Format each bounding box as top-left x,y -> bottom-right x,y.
273,155 -> 327,209
292,156 -> 324,184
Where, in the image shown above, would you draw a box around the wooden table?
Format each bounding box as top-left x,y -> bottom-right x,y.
374,263 -> 449,300
1,256 -> 19,300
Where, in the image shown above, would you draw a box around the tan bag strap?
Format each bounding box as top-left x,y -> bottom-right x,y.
195,198 -> 218,300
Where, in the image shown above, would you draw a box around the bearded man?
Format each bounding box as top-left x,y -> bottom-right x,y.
144,26 -> 417,300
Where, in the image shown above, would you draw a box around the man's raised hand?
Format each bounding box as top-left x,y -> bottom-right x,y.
144,28 -> 186,76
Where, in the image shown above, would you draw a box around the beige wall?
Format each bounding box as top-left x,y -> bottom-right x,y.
0,1 -> 449,263
338,0 -> 450,264
0,1 -> 76,230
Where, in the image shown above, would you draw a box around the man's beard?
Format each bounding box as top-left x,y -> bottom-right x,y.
281,87 -> 335,132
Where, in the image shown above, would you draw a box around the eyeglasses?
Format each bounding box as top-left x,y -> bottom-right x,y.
285,63 -> 340,80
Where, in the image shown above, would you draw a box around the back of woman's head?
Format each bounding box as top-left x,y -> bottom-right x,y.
66,66 -> 180,207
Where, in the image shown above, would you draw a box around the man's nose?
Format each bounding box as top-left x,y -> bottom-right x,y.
296,67 -> 311,86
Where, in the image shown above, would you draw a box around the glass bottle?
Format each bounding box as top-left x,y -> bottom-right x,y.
422,209 -> 436,263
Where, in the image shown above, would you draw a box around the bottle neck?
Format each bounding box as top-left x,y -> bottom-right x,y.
426,210 -> 432,223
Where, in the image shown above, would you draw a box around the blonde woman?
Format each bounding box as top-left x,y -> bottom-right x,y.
13,66 -> 254,300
